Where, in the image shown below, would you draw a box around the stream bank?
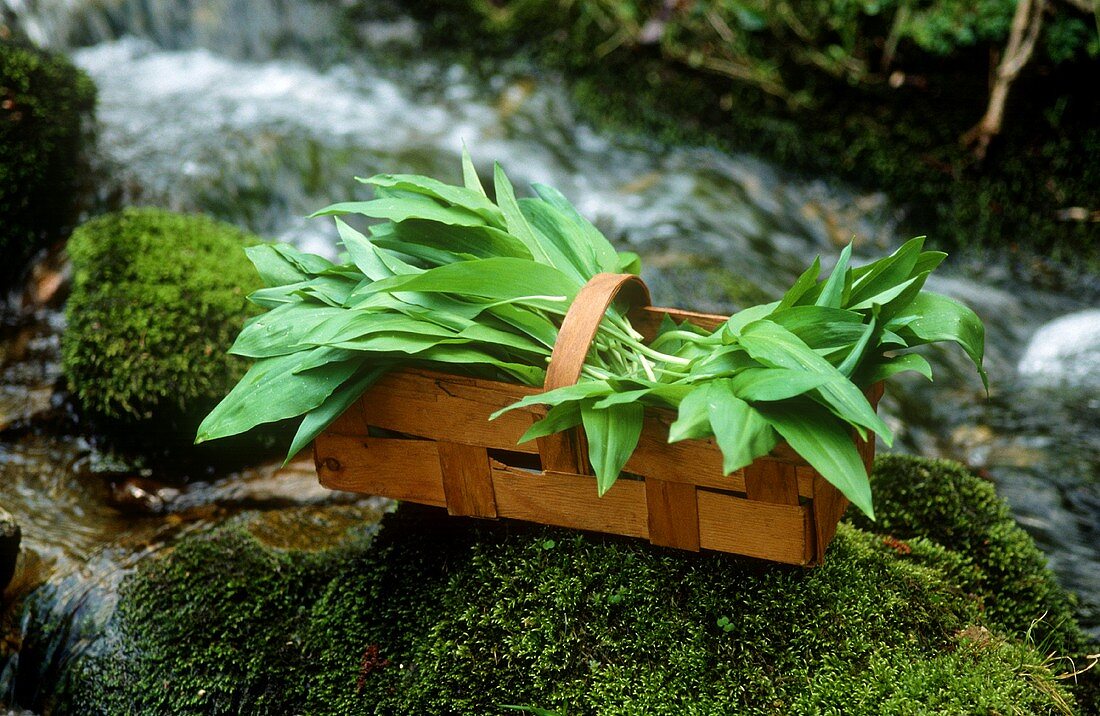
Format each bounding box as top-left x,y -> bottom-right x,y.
0,0 -> 1098,711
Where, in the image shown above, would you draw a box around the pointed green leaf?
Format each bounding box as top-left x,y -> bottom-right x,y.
196,349 -> 362,443
582,401 -> 644,496
285,365 -> 388,460
757,400 -> 874,519
814,242 -> 853,308
703,382 -> 779,474
311,196 -> 486,227
518,402 -> 582,443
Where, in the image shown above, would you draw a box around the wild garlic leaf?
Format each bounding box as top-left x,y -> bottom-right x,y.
357,173 -> 505,226
493,164 -> 561,268
530,182 -> 621,273
230,302 -> 348,358
727,368 -> 834,402
757,399 -> 874,520
361,257 -> 581,306
413,346 -> 546,386
836,309 -> 878,377
196,349 -> 363,443
520,198 -> 598,279
668,387 -> 713,442
582,401 -> 644,496
336,218 -> 394,281
703,382 -> 779,474
461,144 -> 488,196
519,403 -> 582,443
492,381 -> 614,419
891,291 -> 988,390
847,236 -> 924,305
813,242 -> 853,308
384,220 -> 533,260
855,353 -> 933,385
285,365 -> 389,461
777,256 -> 821,309
311,196 -> 487,227
245,244 -> 308,287
738,320 -> 891,443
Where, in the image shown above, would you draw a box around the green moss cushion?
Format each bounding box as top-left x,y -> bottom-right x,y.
58,455 -> 1096,715
61,208 -> 262,428
0,42 -> 96,287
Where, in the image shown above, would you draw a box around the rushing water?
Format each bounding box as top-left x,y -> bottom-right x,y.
1,0 -> 1098,707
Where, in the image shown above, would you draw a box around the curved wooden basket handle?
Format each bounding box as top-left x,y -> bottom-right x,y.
544,272 -> 652,391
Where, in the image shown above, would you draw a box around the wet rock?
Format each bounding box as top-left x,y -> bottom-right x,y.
0,506 -> 20,592
105,478 -> 180,515
1017,309 -> 1100,388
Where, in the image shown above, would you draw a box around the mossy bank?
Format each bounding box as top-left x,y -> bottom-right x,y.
0,40 -> 96,289
55,455 -> 1099,714
394,0 -> 1099,289
61,208 -> 266,455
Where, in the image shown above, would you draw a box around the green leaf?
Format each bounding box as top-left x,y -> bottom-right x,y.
616,251 -> 642,275
912,250 -> 948,276
311,196 -> 487,227
335,218 -> 394,280
582,401 -> 644,496
836,309 -> 878,377
721,302 -> 780,340
847,236 -> 923,306
358,173 -> 505,225
856,353 -> 933,384
891,291 -> 988,390
385,220 -> 534,261
492,381 -> 614,419
591,388 -> 652,410
727,368 -> 834,402
305,312 -> 459,347
245,244 -> 307,287
415,346 -> 546,386
703,381 -> 779,474
285,365 -> 389,460
777,256 -> 821,309
461,143 -> 487,197
230,302 -> 348,358
846,271 -> 929,314
271,244 -> 335,276
493,164 -> 563,269
196,349 -> 362,443
531,182 -> 621,273
361,257 -> 581,306
668,387 -> 713,442
814,242 -> 853,308
518,402 -> 582,443
768,306 -> 864,349
757,400 -> 874,519
738,320 -> 891,443
520,198 -> 596,280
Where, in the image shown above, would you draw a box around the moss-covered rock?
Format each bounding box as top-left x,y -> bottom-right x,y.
850,454 -> 1087,655
56,455 -> 1096,714
61,208 -> 262,438
0,42 -> 96,288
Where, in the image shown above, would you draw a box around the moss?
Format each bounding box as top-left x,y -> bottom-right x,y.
0,41 -> 96,288
58,455 -> 1095,714
60,209 -> 263,444
396,0 -> 1100,287
850,454 -> 1087,655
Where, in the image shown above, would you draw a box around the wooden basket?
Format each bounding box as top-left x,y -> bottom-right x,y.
314,273 -> 882,565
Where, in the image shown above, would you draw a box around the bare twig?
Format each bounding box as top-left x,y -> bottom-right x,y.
961,0 -> 1047,159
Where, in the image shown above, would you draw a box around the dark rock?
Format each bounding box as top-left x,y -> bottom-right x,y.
0,505 -> 20,592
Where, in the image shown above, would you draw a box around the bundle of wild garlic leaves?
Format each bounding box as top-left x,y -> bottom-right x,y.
197,153 -> 986,519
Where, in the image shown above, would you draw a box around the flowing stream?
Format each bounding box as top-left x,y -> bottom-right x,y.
1,0 -> 1098,709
